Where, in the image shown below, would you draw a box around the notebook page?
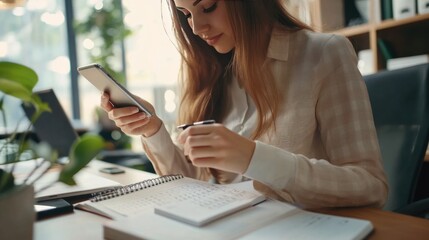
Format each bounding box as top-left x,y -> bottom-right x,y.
153,180 -> 266,226
104,200 -> 300,240
104,200 -> 372,240
87,178 -> 264,222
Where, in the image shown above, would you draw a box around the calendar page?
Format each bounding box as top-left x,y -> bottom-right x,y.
76,175 -> 265,225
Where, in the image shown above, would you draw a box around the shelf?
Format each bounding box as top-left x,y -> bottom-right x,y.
333,24 -> 371,37
333,13 -> 429,37
310,1 -> 429,73
376,13 -> 429,30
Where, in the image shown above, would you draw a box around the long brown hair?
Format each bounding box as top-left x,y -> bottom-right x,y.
167,0 -> 310,139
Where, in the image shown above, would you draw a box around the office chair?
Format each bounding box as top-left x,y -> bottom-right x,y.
363,63 -> 429,218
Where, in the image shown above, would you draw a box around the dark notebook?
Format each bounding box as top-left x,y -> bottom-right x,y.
35,198 -> 74,220
21,89 -> 79,157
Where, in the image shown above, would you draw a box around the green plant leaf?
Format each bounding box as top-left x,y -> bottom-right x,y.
0,61 -> 40,105
58,134 -> 105,185
0,61 -> 38,92
28,94 -> 52,122
0,79 -> 34,102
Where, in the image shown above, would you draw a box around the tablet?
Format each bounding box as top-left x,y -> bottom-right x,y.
77,63 -> 152,117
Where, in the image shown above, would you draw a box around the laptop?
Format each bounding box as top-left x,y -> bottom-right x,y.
21,89 -> 79,157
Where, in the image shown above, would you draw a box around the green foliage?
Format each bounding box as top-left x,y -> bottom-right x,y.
0,62 -> 51,121
74,1 -> 133,150
74,0 -> 132,84
59,134 -> 105,185
0,62 -> 38,90
0,61 -> 105,194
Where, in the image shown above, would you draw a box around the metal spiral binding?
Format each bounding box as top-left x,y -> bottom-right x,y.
90,174 -> 184,202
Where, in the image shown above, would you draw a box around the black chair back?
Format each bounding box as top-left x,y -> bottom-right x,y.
364,63 -> 429,211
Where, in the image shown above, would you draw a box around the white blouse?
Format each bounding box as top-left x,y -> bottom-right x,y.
141,27 -> 388,209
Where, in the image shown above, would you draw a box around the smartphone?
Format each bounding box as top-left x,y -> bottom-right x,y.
35,198 -> 74,220
77,63 -> 152,117
99,167 -> 125,174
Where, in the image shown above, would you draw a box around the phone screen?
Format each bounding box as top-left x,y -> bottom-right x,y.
99,167 -> 125,174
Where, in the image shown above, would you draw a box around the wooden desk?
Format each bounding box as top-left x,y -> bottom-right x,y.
35,160 -> 429,240
316,208 -> 429,240
35,160 -> 156,240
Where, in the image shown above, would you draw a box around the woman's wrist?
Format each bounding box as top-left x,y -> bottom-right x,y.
142,115 -> 163,137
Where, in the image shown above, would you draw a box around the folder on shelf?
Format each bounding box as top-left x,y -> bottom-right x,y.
392,0 -> 417,20
377,39 -> 395,61
373,0 -> 383,23
382,0 -> 393,20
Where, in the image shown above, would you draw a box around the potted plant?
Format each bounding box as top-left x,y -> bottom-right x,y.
0,61 -> 105,239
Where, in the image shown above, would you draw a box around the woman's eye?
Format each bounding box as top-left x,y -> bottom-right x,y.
178,1 -> 217,20
203,2 -> 217,13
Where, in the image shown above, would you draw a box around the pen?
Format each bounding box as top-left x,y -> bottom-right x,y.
177,119 -> 215,130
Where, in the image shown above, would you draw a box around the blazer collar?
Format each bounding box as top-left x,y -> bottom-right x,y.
266,25 -> 290,62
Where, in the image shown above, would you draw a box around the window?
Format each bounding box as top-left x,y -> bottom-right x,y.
122,0 -> 180,133
0,0 -> 71,132
75,0 -> 181,150
1,0 -> 181,151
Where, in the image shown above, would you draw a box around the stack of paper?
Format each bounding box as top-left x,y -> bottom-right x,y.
104,199 -> 373,240
387,54 -> 429,70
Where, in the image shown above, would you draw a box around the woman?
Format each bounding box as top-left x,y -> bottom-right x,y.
101,0 -> 388,209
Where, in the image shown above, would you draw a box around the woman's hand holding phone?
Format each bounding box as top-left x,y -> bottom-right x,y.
100,92 -> 162,137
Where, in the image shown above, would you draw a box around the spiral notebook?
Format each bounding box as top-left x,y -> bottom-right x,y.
75,175 -> 266,226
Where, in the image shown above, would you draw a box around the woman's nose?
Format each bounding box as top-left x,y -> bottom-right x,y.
190,14 -> 210,36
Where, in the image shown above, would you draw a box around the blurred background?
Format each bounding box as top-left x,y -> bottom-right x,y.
1,0 -> 428,166
0,0 -> 181,156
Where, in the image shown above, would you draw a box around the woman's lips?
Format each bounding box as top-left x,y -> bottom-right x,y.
205,34 -> 222,45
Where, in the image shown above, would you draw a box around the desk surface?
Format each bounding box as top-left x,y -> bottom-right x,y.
35,160 -> 429,240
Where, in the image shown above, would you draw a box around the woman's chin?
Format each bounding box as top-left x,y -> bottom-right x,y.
213,46 -> 234,54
